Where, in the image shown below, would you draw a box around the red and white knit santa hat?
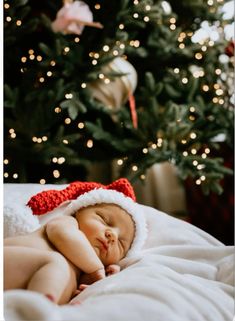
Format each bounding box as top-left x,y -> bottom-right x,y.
27,178 -> 147,256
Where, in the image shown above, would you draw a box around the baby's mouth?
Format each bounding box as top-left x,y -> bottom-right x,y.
98,239 -> 108,251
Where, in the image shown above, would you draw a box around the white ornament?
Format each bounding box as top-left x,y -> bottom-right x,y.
88,57 -> 138,109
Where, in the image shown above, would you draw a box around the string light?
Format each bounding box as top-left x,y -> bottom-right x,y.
189,106 -> 195,112
4,159 -> 9,164
190,132 -> 197,139
47,71 -> 52,77
74,37 -> 80,43
58,157 -> 65,164
52,157 -> 58,163
195,53 -> 203,60
50,60 -> 56,66
65,93 -> 73,99
202,85 -> 209,91
81,83 -> 87,88
40,179 -> 46,184
63,139 -> 69,144
193,160 -> 198,166
151,143 -> 157,149
4,3 -> 10,9
78,122 -> 85,129
142,148 -> 148,154
39,77 -> 45,83
117,159 -> 123,165
132,165 -> 138,171
197,164 -> 205,170
103,45 -> 110,52
92,59 -> 97,65
133,13 -> 139,19
196,179 -> 201,185
215,89 -> 223,95
183,151 -> 188,156
218,99 -> 224,104
53,170 -> 60,178
64,47 -> 70,53
54,107 -> 61,113
94,4 -> 101,9
144,16 -> 150,22
4,173 -> 9,178
65,118 -> 71,124
205,148 -> 210,154
36,55 -> 42,62
119,24 -> 124,30
182,77 -> 188,84
140,174 -> 146,180
174,68 -> 180,73
87,139 -> 93,148
201,153 -> 207,159
179,43 -> 185,49
16,20 -> 22,26
6,16 -> 12,22
13,173 -> 18,179
191,148 -> 197,154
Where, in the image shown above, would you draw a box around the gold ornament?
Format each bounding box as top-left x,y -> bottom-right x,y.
88,57 -> 138,109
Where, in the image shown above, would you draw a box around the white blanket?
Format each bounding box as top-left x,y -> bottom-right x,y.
3,183 -> 234,321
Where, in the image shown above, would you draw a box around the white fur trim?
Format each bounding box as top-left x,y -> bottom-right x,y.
63,189 -> 148,256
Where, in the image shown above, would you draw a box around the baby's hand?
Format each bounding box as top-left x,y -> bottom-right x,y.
105,264 -> 120,276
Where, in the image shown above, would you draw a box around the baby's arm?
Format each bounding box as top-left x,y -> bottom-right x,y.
45,216 -> 105,278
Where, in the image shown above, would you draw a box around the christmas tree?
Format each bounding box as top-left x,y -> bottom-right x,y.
4,0 -> 234,194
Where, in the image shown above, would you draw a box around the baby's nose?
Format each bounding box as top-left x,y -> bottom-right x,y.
106,229 -> 117,243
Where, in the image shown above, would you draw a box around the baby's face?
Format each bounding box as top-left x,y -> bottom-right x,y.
75,203 -> 135,265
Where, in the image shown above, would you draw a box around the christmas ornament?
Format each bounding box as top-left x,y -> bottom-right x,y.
27,178 -> 147,256
88,57 -> 138,108
225,40 -> 235,57
51,0 -> 103,35
88,56 -> 138,126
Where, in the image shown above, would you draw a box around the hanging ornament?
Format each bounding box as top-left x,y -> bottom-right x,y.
225,40 -> 235,57
88,57 -> 138,126
51,0 -> 103,35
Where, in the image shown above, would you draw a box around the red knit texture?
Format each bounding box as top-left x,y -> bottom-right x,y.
27,178 -> 136,215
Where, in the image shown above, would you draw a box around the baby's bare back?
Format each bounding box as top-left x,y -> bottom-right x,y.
4,225 -> 80,304
4,225 -> 55,251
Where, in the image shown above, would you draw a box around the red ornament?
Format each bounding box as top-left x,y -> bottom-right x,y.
225,40 -> 235,57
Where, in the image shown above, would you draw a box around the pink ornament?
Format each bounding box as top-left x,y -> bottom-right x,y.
51,0 -> 103,35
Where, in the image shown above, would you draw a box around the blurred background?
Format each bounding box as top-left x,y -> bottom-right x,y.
4,0 -> 234,244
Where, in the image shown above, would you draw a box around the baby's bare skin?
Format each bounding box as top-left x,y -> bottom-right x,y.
4,203 -> 135,304
4,226 -> 80,304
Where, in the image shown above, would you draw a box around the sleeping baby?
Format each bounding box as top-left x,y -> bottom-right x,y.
4,179 -> 147,305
